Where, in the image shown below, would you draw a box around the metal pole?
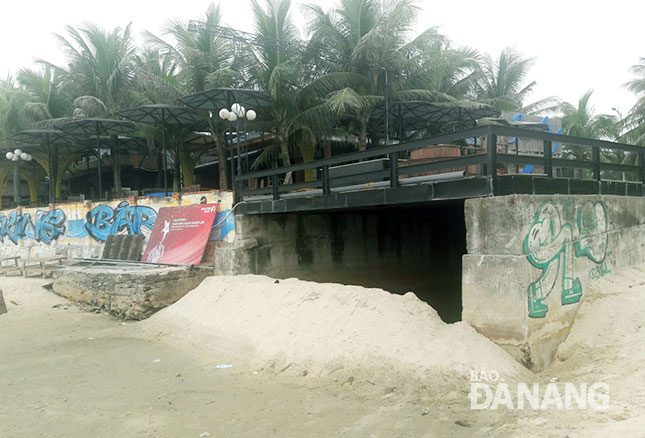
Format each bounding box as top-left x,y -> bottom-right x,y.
384,68 -> 389,145
236,118 -> 241,177
228,126 -> 235,189
13,162 -> 19,206
96,121 -> 102,198
243,117 -> 249,175
161,108 -> 168,196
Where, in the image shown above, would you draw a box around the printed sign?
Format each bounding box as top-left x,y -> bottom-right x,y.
142,203 -> 219,265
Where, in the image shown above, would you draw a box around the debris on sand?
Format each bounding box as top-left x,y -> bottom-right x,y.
0,289 -> 6,315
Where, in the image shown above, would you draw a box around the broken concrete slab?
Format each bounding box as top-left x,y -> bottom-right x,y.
52,264 -> 211,320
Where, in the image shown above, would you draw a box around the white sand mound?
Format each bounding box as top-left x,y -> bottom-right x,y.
144,275 -> 528,383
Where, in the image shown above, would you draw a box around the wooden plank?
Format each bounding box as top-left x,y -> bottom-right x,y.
21,256 -> 65,278
21,257 -> 65,263
102,234 -> 146,261
126,235 -> 145,261
117,235 -> 133,260
102,235 -> 124,259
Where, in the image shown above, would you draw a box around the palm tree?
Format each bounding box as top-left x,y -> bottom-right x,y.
301,0 -> 459,152
473,47 -> 536,111
45,23 -> 136,111
557,90 -> 617,178
145,3 -> 235,189
144,3 -> 231,94
559,90 -> 616,140
621,57 -> 645,146
247,0 -> 302,167
403,30 -> 481,100
42,23 -> 137,193
16,67 -> 72,119
0,76 -> 70,204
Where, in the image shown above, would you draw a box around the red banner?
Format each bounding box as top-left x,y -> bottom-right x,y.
142,203 -> 219,265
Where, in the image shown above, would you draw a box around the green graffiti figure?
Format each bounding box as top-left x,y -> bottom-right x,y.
575,202 -> 608,264
524,202 -> 580,318
524,201 -> 608,318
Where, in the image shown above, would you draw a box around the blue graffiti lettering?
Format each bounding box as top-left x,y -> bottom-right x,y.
34,209 -> 67,244
84,201 -> 157,242
0,208 -> 66,245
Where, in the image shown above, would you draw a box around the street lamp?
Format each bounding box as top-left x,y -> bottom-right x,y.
5,148 -> 32,206
219,103 -> 256,191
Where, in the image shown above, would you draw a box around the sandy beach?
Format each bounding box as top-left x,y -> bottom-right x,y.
1,267 -> 645,437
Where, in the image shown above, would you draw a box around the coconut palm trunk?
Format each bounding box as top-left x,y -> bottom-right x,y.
279,136 -> 291,167
358,116 -> 369,152
173,147 -> 181,193
110,134 -> 121,194
215,137 -> 229,190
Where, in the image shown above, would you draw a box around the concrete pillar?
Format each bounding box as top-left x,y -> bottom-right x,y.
462,194 -> 645,370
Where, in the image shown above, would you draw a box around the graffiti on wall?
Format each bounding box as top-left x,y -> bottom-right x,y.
84,201 -> 157,242
0,199 -> 235,246
0,201 -> 156,245
0,209 -> 66,244
524,201 -> 609,318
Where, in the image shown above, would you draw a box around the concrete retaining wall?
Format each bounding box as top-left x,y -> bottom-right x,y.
462,194 -> 645,370
0,191 -> 235,260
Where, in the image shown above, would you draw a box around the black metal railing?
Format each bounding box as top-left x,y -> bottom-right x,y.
234,125 -> 645,201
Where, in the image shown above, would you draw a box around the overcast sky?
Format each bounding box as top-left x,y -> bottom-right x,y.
2,0 -> 641,117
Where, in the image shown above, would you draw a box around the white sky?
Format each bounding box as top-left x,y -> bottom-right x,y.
1,0 -> 641,117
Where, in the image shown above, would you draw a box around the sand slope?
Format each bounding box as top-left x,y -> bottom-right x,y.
486,265 -> 645,437
144,275 -> 529,385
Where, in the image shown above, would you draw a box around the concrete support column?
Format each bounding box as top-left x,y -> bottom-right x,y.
462,194 -> 645,370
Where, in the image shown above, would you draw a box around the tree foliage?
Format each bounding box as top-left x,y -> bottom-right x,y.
0,0 -> 638,202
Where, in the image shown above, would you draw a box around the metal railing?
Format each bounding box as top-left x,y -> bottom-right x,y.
234,125 -> 645,201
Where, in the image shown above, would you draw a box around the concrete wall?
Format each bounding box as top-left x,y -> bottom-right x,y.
215,202 -> 466,322
0,190 -> 236,260
462,194 -> 645,370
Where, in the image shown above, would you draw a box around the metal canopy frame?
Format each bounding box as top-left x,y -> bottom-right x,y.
179,88 -> 272,195
178,88 -> 272,111
117,104 -> 208,196
117,104 -> 206,129
371,101 -> 500,136
7,129 -> 80,204
56,118 -> 135,197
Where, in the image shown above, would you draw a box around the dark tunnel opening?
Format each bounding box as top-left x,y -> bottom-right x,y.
250,200 -> 467,323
